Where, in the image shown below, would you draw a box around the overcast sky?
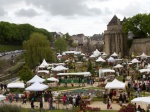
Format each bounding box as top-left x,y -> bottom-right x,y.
0,0 -> 150,36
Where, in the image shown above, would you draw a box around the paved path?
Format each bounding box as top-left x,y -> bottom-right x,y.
10,100 -> 121,111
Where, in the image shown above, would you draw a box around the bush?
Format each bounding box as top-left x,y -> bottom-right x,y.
0,104 -> 21,112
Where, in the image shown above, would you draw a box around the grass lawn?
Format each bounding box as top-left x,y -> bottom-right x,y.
0,45 -> 22,52
48,86 -> 84,91
6,62 -> 24,73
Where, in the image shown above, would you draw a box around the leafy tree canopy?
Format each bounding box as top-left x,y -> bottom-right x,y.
23,32 -> 56,68
0,21 -> 53,45
54,37 -> 67,53
123,13 -> 150,38
17,65 -> 34,82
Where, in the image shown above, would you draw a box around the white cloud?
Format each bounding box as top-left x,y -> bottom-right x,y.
0,0 -> 150,36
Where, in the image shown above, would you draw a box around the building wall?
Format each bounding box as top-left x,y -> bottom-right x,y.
130,38 -> 150,55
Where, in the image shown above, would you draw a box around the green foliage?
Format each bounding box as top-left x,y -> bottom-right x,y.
0,21 -> 53,45
123,13 -> 150,38
0,59 -> 9,72
23,32 -> 56,68
0,45 -> 22,52
0,104 -> 21,112
54,37 -> 67,53
17,65 -> 34,82
87,61 -> 92,72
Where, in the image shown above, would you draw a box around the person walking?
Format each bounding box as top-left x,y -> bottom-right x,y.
103,92 -> 107,104
15,92 -> 19,102
31,99 -> 34,109
48,97 -> 53,110
39,100 -> 43,112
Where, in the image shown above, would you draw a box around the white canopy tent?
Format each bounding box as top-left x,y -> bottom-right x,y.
38,59 -> 50,68
131,97 -> 150,104
37,70 -> 49,74
57,54 -> 62,58
81,53 -> 85,56
51,65 -> 68,71
105,79 -> 125,89
111,52 -> 118,57
99,69 -> 115,78
147,64 -> 150,69
113,64 -> 123,68
96,56 -> 105,62
131,58 -> 140,63
27,75 -> 45,84
63,51 -> 81,55
47,77 -> 59,82
25,82 -> 48,91
57,72 -> 91,77
140,53 -> 149,59
7,82 -> 24,88
131,58 -> 140,69
139,69 -> 150,73
89,55 -> 95,58
107,57 -> 115,63
0,95 -> 6,101
101,69 -> 115,73
102,52 -> 107,56
93,49 -> 101,57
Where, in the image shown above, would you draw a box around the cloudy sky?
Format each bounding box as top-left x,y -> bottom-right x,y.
0,0 -> 150,36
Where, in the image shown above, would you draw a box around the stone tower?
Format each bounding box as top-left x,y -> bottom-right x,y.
104,15 -> 127,57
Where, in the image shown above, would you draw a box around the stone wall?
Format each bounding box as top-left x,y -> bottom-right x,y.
129,38 -> 150,55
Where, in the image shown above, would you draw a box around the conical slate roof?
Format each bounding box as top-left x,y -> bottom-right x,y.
107,15 -> 118,26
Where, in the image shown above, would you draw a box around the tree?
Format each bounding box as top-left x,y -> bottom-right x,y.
17,65 -> 34,82
123,13 -> 150,38
54,37 -> 67,53
87,61 -> 95,76
23,32 -> 56,68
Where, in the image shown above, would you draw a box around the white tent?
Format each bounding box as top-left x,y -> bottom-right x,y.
81,53 -> 85,56
105,79 -> 125,89
131,97 -> 150,104
27,75 -> 45,84
57,72 -> 91,77
139,69 -> 150,73
111,52 -> 118,57
25,82 -> 48,91
107,57 -> 115,63
147,64 -> 150,69
93,49 -> 101,57
131,58 -> 140,63
114,64 -> 123,68
37,70 -> 49,74
89,55 -> 95,58
102,52 -> 107,56
7,82 -> 24,88
140,52 -> 149,59
47,77 -> 59,82
101,69 -> 115,73
51,65 -> 68,71
39,59 -> 50,68
0,95 -> 6,101
96,56 -> 105,62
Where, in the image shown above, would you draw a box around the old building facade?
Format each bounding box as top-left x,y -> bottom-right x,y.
104,15 -> 127,57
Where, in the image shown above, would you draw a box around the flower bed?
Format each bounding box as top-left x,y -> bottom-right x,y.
119,103 -> 135,112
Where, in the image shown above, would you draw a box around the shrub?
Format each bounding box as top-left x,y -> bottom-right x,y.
0,104 -> 21,112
